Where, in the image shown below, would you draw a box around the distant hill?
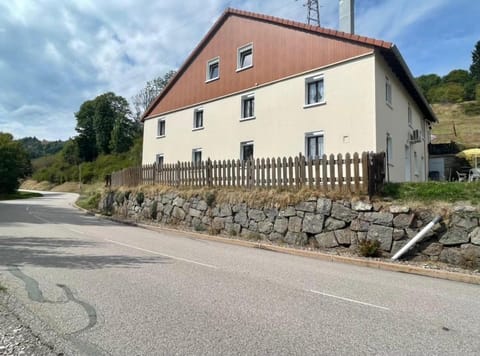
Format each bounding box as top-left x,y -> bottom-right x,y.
431,102 -> 480,148
17,136 -> 66,159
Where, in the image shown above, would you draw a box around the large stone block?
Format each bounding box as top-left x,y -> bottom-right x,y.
295,201 -> 316,213
367,225 -> 393,251
352,201 -> 373,212
248,209 -> 266,222
439,248 -> 464,266
361,212 -> 393,227
470,227 -> 480,246
234,212 -> 249,227
189,208 -> 202,218
268,232 -> 283,241
316,198 -> 332,215
315,232 -> 339,248
288,216 -> 303,233
279,206 -> 297,218
452,215 -> 478,231
420,242 -> 443,256
324,217 -> 346,232
263,208 -> 279,222
302,213 -> 325,234
171,206 -> 186,220
350,219 -> 370,232
331,203 -> 358,223
439,227 -> 470,246
274,218 -> 289,234
197,200 -> 208,211
389,205 -> 410,214
212,217 -> 225,231
284,232 -> 308,246
393,214 -> 414,229
334,229 -> 355,245
173,197 -> 185,207
258,221 -> 273,234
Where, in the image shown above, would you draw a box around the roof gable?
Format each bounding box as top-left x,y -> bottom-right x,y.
143,8 -> 436,123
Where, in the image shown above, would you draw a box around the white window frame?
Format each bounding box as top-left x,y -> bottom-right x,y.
155,154 -> 164,166
305,131 -> 324,159
193,108 -> 204,130
240,93 -> 255,121
192,148 -> 202,163
386,76 -> 392,107
157,118 -> 166,138
304,74 -> 325,108
237,43 -> 253,71
240,141 -> 254,161
206,57 -> 220,82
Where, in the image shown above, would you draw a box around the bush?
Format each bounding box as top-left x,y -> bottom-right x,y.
136,192 -> 144,205
205,191 -> 216,207
77,192 -> 101,211
151,200 -> 158,219
358,239 -> 381,257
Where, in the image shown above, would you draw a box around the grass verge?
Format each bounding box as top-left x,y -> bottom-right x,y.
0,191 -> 43,201
381,181 -> 480,204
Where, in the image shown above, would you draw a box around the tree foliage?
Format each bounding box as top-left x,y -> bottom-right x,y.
470,40 -> 480,82
75,92 -> 136,161
17,136 -> 65,159
131,70 -> 176,121
0,133 -> 31,194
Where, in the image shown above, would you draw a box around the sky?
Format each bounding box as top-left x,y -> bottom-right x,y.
0,0 -> 479,141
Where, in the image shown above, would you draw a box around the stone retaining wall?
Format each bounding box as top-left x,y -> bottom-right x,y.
100,189 -> 480,269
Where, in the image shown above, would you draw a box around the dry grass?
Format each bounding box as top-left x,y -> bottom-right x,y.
112,184 -> 367,208
432,102 -> 480,148
20,179 -> 55,191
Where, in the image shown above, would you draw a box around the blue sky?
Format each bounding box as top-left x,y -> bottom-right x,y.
0,0 -> 479,140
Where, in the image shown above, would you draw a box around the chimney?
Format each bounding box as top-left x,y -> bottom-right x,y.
339,0 -> 355,34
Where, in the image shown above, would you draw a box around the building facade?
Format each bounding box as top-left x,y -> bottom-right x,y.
142,8 -> 437,182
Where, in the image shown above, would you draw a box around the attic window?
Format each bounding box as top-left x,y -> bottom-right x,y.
206,57 -> 219,82
237,44 -> 253,71
157,118 -> 166,137
304,74 -> 325,107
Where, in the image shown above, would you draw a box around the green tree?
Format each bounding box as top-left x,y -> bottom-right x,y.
61,139 -> 80,165
443,69 -> 471,84
470,40 -> 480,82
75,100 -> 98,161
110,116 -> 134,154
94,94 -> 116,155
131,70 -> 176,121
429,83 -> 465,103
0,133 -> 31,194
416,74 -> 441,101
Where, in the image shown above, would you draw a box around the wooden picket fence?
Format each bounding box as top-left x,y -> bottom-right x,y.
109,152 -> 385,195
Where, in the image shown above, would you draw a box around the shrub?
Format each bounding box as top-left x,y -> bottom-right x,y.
205,191 -> 216,207
77,192 -> 102,211
115,191 -> 125,205
151,200 -> 158,220
136,191 -> 144,205
358,239 -> 381,257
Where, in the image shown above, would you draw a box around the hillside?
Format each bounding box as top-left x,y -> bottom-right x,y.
431,102 -> 480,148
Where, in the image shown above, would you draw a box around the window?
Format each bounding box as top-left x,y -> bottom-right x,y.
240,141 -> 254,161
385,76 -> 392,106
305,132 -> 324,159
206,57 -> 219,81
157,119 -> 165,137
155,154 -> 164,166
193,108 -> 204,129
241,94 -> 255,120
305,75 -> 325,106
408,104 -> 412,127
192,149 -> 202,163
237,44 -> 253,71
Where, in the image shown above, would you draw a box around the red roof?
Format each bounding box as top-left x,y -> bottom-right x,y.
142,8 -> 436,123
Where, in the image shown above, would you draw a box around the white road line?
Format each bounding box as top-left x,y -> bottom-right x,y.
67,228 -> 85,235
308,289 -> 390,311
105,239 -> 218,269
31,213 -> 51,224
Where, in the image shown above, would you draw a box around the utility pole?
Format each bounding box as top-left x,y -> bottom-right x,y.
296,0 -> 321,26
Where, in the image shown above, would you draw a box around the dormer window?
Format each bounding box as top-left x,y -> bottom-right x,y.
237,44 -> 253,71
206,57 -> 219,82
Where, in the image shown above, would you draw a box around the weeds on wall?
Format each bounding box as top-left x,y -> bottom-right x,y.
358,239 -> 381,257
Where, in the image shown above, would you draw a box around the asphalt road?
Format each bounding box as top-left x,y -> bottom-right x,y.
0,192 -> 479,355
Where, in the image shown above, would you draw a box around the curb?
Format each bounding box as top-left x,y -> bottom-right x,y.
72,204 -> 480,286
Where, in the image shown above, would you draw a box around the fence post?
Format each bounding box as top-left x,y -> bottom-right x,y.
206,158 -> 212,187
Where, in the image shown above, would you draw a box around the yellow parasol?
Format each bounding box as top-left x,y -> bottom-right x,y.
457,148 -> 480,168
